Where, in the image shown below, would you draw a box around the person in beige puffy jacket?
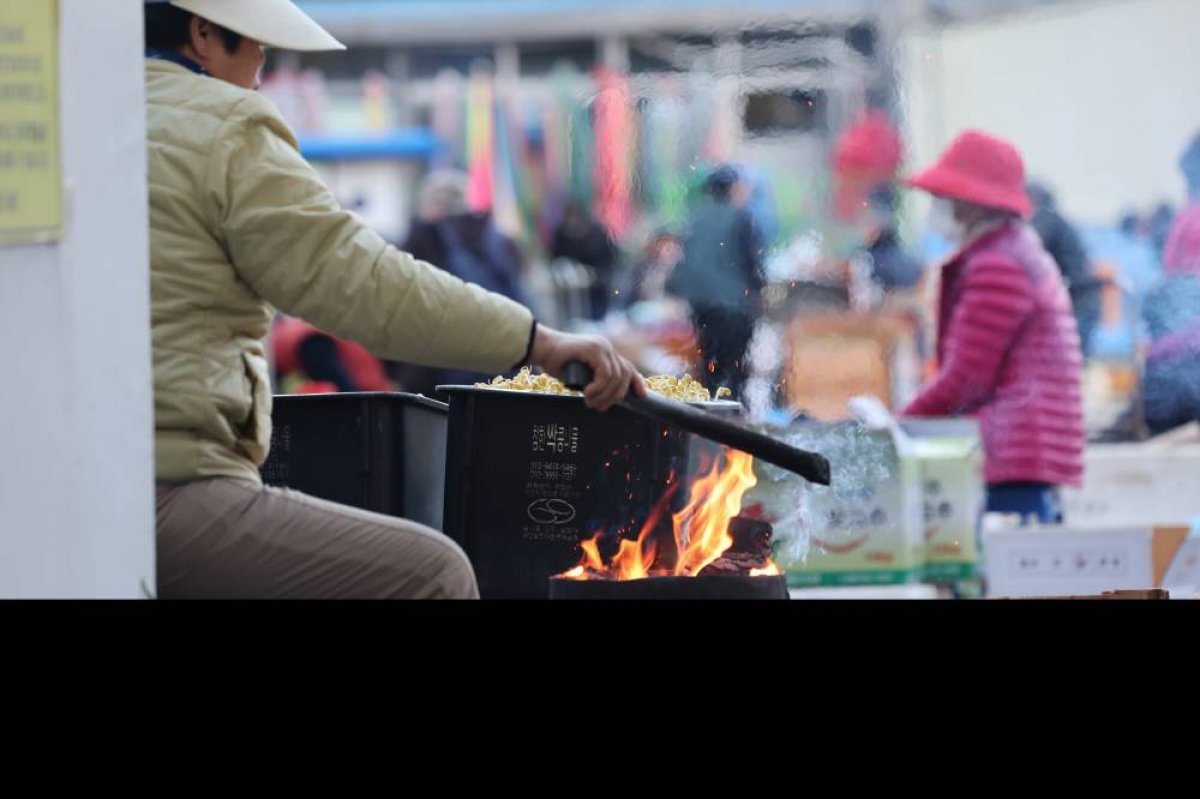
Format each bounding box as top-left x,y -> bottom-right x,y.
145,0 -> 643,599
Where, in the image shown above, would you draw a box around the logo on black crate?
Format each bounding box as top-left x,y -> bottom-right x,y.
526,498 -> 577,525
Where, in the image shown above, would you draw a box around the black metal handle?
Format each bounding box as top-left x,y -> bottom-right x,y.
561,360 -> 595,393
560,359 -> 831,486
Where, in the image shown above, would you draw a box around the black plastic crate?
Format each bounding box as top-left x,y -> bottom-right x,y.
440,386 -> 740,599
261,392 -> 448,531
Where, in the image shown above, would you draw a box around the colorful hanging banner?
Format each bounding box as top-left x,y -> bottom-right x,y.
465,66 -> 495,212
593,67 -> 633,240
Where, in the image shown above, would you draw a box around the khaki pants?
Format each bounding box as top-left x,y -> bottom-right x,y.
155,478 -> 478,599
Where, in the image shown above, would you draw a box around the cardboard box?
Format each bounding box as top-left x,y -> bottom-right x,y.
756,421 -> 924,587
983,525 -> 1191,598
1062,443 -> 1200,529
902,419 -> 985,583
1162,532 -> 1200,599
782,313 -> 920,422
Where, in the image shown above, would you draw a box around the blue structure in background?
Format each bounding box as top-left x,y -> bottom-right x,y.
298,129 -> 441,162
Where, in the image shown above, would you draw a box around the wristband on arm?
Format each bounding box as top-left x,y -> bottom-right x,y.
514,319 -> 538,369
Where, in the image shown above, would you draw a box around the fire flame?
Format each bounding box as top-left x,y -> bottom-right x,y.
561,449 -> 778,581
671,449 -> 758,576
578,484 -> 679,581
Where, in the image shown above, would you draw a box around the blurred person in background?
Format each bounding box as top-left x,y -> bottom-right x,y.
742,167 -> 781,253
270,315 -> 393,394
621,228 -> 684,308
144,0 -> 641,599
853,187 -> 923,294
1161,134 -> 1200,275
1140,133 -> 1200,434
667,164 -> 765,397
832,111 -> 922,299
903,131 -> 1085,524
1150,202 -> 1176,264
551,200 -> 620,320
405,170 -> 527,304
391,169 -> 528,394
833,111 -> 901,222
1119,211 -> 1148,242
1028,182 -> 1104,357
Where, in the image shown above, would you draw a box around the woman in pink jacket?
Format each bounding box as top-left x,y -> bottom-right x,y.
904,131 -> 1086,522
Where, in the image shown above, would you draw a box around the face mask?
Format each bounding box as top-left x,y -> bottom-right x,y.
929,197 -> 967,245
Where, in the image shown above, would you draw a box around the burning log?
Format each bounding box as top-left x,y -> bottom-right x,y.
549,573 -> 788,600
698,516 -> 776,577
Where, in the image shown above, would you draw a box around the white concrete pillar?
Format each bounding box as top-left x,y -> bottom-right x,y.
0,0 -> 154,598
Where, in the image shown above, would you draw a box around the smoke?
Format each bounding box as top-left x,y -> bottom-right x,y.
748,421 -> 899,567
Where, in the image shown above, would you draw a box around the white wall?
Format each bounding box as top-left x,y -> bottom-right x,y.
901,0 -> 1200,225
0,1 -> 154,597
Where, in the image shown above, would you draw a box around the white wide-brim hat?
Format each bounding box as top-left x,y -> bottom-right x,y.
152,0 -> 346,52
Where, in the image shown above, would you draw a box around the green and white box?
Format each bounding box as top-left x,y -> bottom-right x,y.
751,421 -> 924,587
901,419 -> 985,582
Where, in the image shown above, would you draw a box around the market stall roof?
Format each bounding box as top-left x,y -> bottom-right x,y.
294,0 -> 889,44
294,0 -> 1068,44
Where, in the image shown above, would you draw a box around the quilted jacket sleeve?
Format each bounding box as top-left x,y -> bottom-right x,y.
206,94 -> 534,373
904,253 -> 1035,417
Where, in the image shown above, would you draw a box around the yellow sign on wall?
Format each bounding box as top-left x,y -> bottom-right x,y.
0,2 -> 61,246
